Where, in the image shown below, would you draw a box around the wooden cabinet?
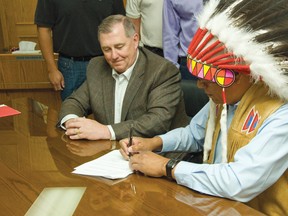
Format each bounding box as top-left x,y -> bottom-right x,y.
0,54 -> 61,110
0,54 -> 51,89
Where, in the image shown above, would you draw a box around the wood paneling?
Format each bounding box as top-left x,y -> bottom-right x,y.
16,22 -> 38,48
0,18 -> 4,52
0,54 -> 52,89
0,0 -> 38,50
0,54 -> 61,110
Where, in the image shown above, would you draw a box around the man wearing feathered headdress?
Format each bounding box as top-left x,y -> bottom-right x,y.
119,0 -> 288,215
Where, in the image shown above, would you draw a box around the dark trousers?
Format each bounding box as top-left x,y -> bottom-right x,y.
143,45 -> 164,57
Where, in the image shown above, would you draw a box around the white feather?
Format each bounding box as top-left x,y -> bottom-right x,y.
197,0 -> 219,28
207,13 -> 230,38
203,99 -> 216,162
220,103 -> 228,163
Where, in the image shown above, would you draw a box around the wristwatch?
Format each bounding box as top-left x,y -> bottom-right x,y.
166,159 -> 180,180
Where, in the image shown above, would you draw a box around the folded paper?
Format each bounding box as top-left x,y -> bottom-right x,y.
72,150 -> 133,179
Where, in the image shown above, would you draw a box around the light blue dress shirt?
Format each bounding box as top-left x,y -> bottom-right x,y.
160,101 -> 288,202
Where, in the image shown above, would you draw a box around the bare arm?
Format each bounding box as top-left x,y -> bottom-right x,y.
129,17 -> 141,40
37,27 -> 64,90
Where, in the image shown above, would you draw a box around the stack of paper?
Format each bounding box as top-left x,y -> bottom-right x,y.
72,150 -> 133,179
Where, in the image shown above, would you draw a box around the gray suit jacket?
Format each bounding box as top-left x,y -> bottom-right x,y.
58,47 -> 189,139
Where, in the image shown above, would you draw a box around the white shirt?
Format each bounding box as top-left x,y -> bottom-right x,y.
112,69 -> 132,124
126,0 -> 163,48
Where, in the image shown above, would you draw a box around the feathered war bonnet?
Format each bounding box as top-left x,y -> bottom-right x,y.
186,0 -> 288,163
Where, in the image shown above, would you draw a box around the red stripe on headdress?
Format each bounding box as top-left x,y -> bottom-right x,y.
201,45 -> 225,62
218,65 -> 250,74
187,28 -> 208,55
187,28 -> 203,54
213,58 -> 239,66
196,40 -> 221,59
206,53 -> 234,64
222,88 -> 227,104
191,33 -> 214,58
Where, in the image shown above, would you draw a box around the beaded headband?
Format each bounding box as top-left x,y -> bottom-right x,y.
187,57 -> 236,87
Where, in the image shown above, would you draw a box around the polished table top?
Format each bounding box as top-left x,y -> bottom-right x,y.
0,98 -> 265,216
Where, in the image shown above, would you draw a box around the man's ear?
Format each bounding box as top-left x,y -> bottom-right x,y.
133,33 -> 139,45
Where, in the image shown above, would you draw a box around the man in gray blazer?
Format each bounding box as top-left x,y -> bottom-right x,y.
58,15 -> 189,141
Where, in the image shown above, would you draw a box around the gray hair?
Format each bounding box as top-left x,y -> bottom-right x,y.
98,15 -> 136,38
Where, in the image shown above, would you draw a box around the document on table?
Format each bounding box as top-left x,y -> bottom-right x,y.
72,150 -> 133,179
0,104 -> 21,118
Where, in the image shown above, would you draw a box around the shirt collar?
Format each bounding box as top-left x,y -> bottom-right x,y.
228,101 -> 240,110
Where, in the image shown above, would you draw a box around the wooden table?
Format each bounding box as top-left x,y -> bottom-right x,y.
0,98 -> 265,216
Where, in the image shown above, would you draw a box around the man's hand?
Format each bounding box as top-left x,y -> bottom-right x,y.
48,69 -> 65,91
129,151 -> 169,177
119,136 -> 163,160
65,117 -> 111,140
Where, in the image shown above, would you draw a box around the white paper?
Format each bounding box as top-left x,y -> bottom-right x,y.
12,41 -> 40,54
72,150 -> 133,179
19,41 -> 36,51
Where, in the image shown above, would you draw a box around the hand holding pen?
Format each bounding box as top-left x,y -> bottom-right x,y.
119,135 -> 158,160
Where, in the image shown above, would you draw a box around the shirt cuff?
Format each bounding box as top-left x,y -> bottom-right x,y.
107,125 -> 116,140
159,134 -> 175,152
60,114 -> 78,130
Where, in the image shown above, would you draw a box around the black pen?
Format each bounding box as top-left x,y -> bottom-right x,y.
128,124 -> 134,157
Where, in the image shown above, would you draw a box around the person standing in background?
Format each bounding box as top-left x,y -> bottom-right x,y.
34,0 -> 125,101
163,0 -> 204,80
126,0 -> 164,56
